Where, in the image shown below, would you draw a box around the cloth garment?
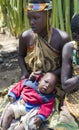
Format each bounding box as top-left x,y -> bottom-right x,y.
8,78 -> 55,121
54,105 -> 78,130
25,34 -> 60,72
9,101 -> 27,119
21,108 -> 38,130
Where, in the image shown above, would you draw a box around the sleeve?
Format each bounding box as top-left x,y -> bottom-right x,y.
37,98 -> 55,120
8,79 -> 25,100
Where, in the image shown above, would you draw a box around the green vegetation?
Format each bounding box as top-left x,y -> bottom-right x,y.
0,0 -> 79,37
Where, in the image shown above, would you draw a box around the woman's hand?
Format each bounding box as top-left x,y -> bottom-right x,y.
29,71 -> 43,82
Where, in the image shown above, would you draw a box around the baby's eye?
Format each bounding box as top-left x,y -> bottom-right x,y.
44,80 -> 48,83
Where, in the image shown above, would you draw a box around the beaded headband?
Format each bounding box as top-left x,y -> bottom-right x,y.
26,1 -> 52,12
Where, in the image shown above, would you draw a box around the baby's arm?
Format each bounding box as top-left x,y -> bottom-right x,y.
38,99 -> 55,118
8,79 -> 25,101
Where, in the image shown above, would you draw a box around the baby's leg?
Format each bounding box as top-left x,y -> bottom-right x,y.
1,105 -> 15,130
14,122 -> 25,130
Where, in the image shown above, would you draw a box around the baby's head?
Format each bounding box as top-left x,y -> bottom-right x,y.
38,72 -> 57,94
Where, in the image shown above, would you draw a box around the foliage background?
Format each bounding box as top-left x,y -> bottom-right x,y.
0,0 -> 79,37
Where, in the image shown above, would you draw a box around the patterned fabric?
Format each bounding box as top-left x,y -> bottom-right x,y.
25,34 -> 60,73
65,92 -> 79,120
26,1 -> 52,12
72,41 -> 79,76
54,105 -> 79,130
64,41 -> 79,120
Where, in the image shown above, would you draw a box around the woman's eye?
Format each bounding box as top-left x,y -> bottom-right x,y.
34,17 -> 39,20
34,16 -> 40,20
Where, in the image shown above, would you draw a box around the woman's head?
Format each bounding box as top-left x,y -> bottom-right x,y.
71,14 -> 79,41
26,0 -> 52,35
38,72 -> 57,94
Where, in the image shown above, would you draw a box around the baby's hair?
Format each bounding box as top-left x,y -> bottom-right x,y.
45,72 -> 57,86
71,14 -> 79,34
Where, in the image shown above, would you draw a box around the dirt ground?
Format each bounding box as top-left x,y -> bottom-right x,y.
0,33 -> 21,92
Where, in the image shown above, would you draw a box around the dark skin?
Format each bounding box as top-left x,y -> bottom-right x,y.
18,10 -> 70,80
61,33 -> 79,93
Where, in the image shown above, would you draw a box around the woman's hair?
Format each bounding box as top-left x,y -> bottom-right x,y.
71,14 -> 79,34
28,0 -> 50,3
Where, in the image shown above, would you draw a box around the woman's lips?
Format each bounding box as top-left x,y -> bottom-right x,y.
32,27 -> 37,32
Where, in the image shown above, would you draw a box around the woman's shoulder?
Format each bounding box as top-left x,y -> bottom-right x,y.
21,29 -> 34,38
53,28 -> 70,40
51,28 -> 70,50
63,41 -> 75,48
62,41 -> 75,56
19,29 -> 35,47
54,28 -> 68,34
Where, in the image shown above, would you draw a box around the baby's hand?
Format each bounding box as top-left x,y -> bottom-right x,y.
8,96 -> 15,103
34,117 -> 43,128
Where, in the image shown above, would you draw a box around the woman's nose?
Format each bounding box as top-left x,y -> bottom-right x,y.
30,19 -> 35,25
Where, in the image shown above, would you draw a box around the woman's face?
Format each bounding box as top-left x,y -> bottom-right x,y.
38,73 -> 56,94
27,11 -> 48,35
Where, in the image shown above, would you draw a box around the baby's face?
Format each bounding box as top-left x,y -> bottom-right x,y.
38,73 -> 56,94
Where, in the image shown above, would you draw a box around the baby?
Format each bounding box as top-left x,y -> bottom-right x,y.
1,72 -> 57,130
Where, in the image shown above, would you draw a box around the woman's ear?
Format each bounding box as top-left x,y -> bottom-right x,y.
49,9 -> 52,18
